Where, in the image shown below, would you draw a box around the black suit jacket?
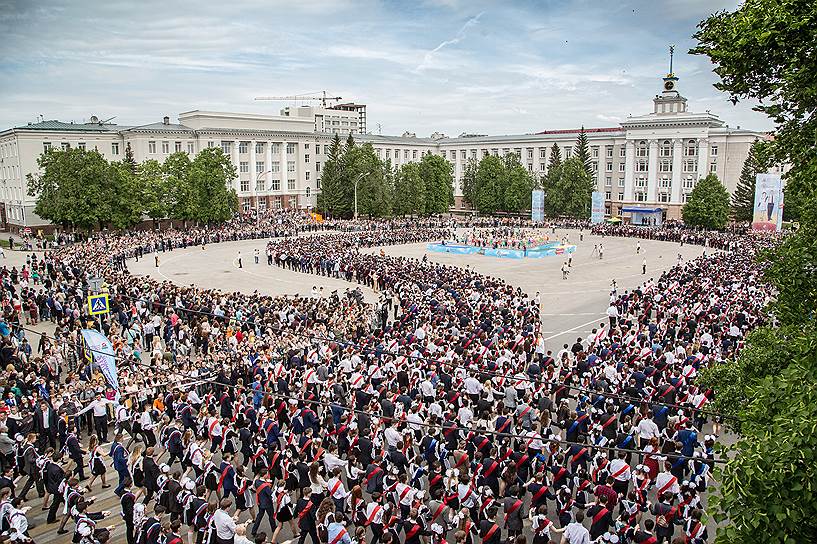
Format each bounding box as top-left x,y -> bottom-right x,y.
33,407 -> 58,436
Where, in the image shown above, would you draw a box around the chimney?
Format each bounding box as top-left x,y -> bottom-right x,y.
163,116 -> 170,125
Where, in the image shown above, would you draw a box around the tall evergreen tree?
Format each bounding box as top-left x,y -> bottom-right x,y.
731,141 -> 766,222
574,126 -> 593,180
123,142 -> 138,175
548,143 -> 562,172
317,134 -> 351,217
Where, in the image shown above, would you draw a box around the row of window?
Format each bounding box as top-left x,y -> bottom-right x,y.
0,142 -> 17,159
1,165 -> 20,180
239,178 -> 299,192
241,196 -> 299,212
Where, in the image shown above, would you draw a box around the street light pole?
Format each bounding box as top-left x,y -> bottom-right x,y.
353,171 -> 371,220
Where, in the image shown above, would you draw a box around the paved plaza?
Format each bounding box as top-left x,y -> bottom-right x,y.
129,228 -> 711,345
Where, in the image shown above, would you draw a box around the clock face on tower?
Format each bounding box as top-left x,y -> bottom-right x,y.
664,81 -> 675,91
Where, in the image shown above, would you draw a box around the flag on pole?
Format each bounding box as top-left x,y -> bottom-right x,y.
80,329 -> 119,398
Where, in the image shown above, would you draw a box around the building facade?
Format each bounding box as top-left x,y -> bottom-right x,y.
0,72 -> 765,233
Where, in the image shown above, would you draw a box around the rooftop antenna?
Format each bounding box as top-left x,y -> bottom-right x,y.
100,116 -> 116,125
668,44 -> 675,76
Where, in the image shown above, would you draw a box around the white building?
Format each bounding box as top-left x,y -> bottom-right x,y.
0,71 -> 766,233
358,72 -> 766,220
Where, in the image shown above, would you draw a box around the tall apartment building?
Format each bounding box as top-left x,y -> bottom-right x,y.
0,71 -> 767,233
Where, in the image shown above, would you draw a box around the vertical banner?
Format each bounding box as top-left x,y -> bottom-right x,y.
590,191 -> 605,224
752,174 -> 784,232
531,189 -> 545,223
80,329 -> 119,397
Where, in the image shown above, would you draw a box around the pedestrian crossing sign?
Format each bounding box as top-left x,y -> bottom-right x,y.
88,293 -> 110,315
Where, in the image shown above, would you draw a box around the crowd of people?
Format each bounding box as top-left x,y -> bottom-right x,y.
454,229 -> 552,250
0,211 -> 776,544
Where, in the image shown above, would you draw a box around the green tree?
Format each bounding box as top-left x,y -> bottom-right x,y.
550,157 -> 594,219
163,152 -> 193,220
574,127 -> 593,180
27,147 -> 111,230
681,173 -> 730,229
186,147 -> 238,223
688,3 -> 817,538
418,153 -> 453,215
475,155 -> 505,214
317,134 -> 352,218
461,158 -> 479,209
123,142 -> 138,176
691,0 -> 817,222
347,143 -> 391,217
731,142 -> 767,222
138,159 -> 170,220
106,161 -> 144,229
541,163 -> 562,216
394,162 -> 425,215
547,143 -> 562,172
503,154 -> 535,212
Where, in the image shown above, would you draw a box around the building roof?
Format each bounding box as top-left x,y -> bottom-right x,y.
12,120 -> 123,132
124,122 -> 194,133
534,127 -> 622,135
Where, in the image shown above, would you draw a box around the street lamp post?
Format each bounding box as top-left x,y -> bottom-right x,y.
353,171 -> 371,220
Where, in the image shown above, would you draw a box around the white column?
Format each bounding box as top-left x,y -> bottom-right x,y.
671,139 -> 683,204
697,139 -> 709,180
623,140 -> 635,201
646,140 -> 658,202
265,141 -> 273,196
249,140 -> 257,202
231,140 -> 240,194
280,141 -> 288,198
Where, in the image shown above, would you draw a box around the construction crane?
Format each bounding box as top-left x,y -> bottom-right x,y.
254,91 -> 342,108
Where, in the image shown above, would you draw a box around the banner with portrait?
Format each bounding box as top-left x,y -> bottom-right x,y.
752,174 -> 784,232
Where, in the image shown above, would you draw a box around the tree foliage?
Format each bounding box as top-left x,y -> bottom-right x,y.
691,0 -> 817,222
731,142 -> 767,222
186,147 -> 238,224
394,162 -> 425,216
574,127 -> 593,180
27,148 -> 112,230
461,158 -> 479,209
690,3 -> 817,540
548,143 -> 562,172
681,173 -> 730,229
316,137 -> 452,218
418,153 -> 454,215
544,157 -> 594,219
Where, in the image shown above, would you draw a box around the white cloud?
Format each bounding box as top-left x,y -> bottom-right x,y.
416,11 -> 484,71
0,0 -> 773,135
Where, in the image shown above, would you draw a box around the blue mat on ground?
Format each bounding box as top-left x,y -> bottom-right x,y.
426,242 -> 576,259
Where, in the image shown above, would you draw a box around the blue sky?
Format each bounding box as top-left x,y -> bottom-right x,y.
0,0 -> 772,136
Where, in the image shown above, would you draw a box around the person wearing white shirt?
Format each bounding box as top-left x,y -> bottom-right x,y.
384,426 -> 401,449
326,467 -> 350,512
561,512 -> 591,544
636,416 -> 660,445
76,393 -> 115,442
456,404 -> 473,427
463,375 -> 482,398
212,499 -> 238,542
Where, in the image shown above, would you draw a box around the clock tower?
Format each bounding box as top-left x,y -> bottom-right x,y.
653,45 -> 688,114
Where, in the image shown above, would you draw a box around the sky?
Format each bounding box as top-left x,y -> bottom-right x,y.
0,0 -> 772,136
